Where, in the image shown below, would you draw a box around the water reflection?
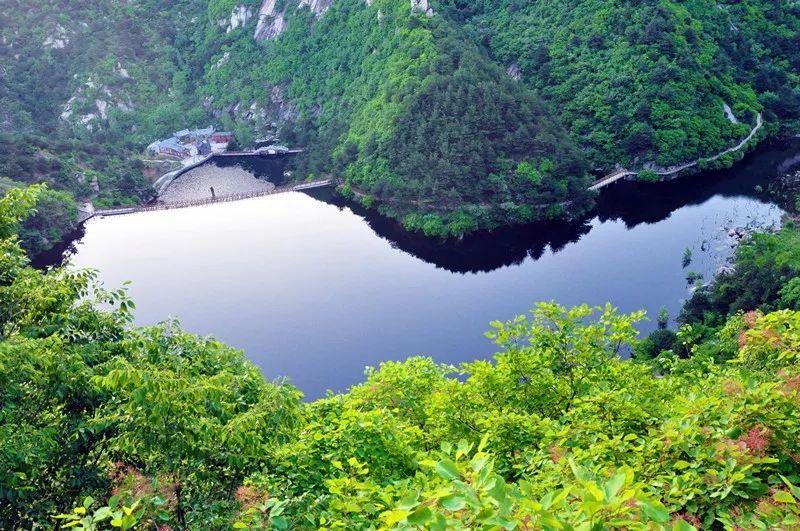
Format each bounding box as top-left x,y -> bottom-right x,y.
309,139 -> 799,273
318,188 -> 594,273
30,224 -> 86,270
214,154 -> 295,185
56,140 -> 799,399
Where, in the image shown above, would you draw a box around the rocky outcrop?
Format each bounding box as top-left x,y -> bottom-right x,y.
507,63 -> 521,81
210,52 -> 231,72
43,24 -> 69,49
411,0 -> 434,17
224,5 -> 254,33
254,0 -> 336,41
60,77 -> 134,131
268,85 -> 299,124
115,62 -> 131,79
299,0 -> 334,16
203,84 -> 298,148
232,87 -> 297,126
95,99 -> 109,120
254,0 -> 286,41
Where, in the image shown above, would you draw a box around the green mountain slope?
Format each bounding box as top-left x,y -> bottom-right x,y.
199,0 -> 594,235
438,0 -> 799,169
1,0 -> 798,238
0,0 -> 210,207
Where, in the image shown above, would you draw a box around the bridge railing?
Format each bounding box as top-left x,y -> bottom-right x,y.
91,179 -> 336,219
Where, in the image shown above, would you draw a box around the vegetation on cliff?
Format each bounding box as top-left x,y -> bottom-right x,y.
0,1 -> 207,209
2,187 -> 800,529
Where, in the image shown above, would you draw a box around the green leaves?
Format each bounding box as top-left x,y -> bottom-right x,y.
24,290 -> 800,529
639,500 -> 670,523
55,496 -> 145,530
671,519 -> 698,531
0,185 -> 44,240
480,302 -> 645,417
435,459 -> 460,481
439,494 -> 466,512
602,472 -> 626,501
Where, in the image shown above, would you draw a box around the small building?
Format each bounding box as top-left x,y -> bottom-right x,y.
153,138 -> 192,159
148,126 -> 231,159
175,126 -> 215,144
173,129 -> 192,141
255,144 -> 289,154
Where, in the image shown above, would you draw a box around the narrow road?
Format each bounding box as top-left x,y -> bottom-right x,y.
588,170 -> 637,191
589,113 -> 763,190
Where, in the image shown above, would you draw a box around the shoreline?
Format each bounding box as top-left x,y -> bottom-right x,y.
73,134 -> 800,239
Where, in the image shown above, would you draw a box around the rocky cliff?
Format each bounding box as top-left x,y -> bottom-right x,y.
299,0 -> 335,17
255,0 -> 336,42
254,0 -> 286,41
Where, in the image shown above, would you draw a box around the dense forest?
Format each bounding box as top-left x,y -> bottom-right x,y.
3,184 -> 800,528
438,0 -> 800,169
1,0 -> 799,240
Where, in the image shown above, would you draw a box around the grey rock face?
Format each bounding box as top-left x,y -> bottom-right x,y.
299,0 -> 334,16
254,0 -> 286,41
410,0 -> 434,16
225,5 -> 253,33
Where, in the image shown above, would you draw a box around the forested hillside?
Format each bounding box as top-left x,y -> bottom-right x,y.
1,0 -> 798,239
439,0 -> 800,169
3,186 -> 800,528
0,0 -> 209,206
200,0 -> 593,235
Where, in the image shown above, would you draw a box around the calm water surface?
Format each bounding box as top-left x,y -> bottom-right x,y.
64,142 -> 799,398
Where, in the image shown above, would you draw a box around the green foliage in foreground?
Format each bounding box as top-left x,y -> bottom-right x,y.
0,179 -> 79,256
1,187 -> 800,529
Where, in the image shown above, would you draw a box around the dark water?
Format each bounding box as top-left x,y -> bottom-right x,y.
64,142 -> 799,398
214,153 -> 295,185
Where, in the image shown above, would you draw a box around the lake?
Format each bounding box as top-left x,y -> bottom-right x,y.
60,141 -> 798,398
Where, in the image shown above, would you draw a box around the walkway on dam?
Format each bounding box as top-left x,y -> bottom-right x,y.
79,179 -> 334,222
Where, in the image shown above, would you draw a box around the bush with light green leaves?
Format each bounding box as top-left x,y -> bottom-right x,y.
1,186 -> 800,528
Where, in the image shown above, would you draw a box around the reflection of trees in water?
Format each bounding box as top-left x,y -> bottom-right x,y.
594,141 -> 794,229
38,141 -> 800,274
311,140 -> 798,274
31,223 -> 86,269
383,218 -> 594,274
213,155 -> 295,185
318,189 -> 593,273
